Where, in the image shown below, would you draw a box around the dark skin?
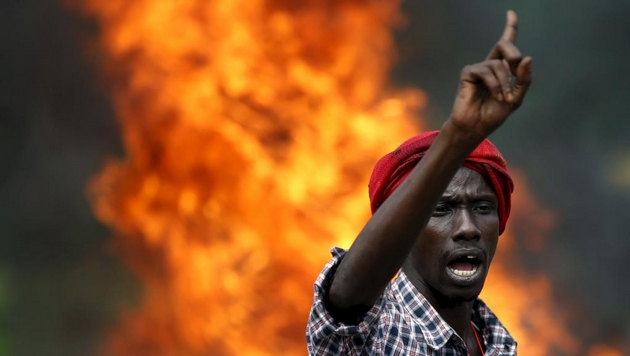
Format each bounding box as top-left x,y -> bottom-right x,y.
327,10 -> 532,355
402,167 -> 499,354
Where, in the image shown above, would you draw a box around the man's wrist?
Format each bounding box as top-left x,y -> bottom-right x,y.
439,119 -> 486,153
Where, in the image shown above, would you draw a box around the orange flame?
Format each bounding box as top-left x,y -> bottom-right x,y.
73,0 -> 622,355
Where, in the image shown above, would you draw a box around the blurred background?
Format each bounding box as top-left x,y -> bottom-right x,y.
1,0 -> 629,355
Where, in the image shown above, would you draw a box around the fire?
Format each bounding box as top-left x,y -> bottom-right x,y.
73,0 -> 622,355
481,172 -> 579,355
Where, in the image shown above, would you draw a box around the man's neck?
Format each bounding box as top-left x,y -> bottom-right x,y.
402,267 -> 475,341
423,294 -> 486,356
427,296 -> 474,340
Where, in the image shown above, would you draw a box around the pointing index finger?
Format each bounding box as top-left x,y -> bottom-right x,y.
502,10 -> 519,43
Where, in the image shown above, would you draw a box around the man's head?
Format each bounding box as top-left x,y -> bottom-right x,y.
368,131 -> 513,302
368,130 -> 513,234
406,166 -> 499,302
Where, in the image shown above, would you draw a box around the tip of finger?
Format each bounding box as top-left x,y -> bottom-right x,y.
507,10 -> 518,21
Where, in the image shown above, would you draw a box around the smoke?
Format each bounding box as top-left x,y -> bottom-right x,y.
0,1 -> 131,355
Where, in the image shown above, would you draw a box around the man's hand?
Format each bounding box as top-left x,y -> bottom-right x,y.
448,10 -> 532,141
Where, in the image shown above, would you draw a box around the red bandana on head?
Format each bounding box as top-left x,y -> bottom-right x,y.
368,130 -> 514,235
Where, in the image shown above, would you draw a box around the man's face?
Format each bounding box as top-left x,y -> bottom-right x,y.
405,167 -> 500,303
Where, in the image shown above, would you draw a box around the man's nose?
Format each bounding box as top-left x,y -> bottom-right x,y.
453,209 -> 481,241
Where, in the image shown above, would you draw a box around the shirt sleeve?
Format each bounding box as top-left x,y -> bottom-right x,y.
306,247 -> 388,356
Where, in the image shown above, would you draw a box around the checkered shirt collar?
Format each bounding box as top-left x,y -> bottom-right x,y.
392,271 -> 517,353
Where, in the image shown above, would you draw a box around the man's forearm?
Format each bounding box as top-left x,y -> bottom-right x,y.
328,122 -> 483,309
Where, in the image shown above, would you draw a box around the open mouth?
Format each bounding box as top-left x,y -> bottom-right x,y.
447,255 -> 482,277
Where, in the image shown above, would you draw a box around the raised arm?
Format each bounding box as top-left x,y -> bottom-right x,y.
328,10 -> 532,313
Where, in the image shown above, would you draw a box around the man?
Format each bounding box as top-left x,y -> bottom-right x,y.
306,10 -> 532,356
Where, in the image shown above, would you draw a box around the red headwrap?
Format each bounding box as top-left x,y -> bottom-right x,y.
368,130 -> 514,234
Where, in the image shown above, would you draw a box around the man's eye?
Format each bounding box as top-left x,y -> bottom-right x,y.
474,203 -> 495,214
433,205 -> 450,216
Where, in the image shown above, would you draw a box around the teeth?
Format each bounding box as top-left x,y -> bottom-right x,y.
466,255 -> 475,259
449,266 -> 478,277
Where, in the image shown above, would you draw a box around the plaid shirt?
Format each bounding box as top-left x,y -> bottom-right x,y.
307,247 -> 517,356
